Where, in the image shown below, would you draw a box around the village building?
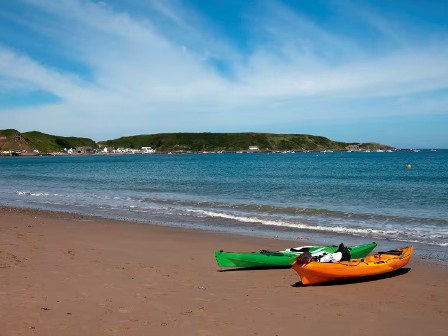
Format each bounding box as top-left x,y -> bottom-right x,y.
142,146 -> 155,153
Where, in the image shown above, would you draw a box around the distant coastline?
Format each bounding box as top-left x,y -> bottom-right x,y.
1,129 -> 397,156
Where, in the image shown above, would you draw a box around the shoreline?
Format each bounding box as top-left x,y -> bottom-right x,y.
1,205 -> 446,267
1,206 -> 447,335
3,203 -> 447,266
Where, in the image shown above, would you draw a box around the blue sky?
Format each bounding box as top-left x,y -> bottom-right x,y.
0,0 -> 447,148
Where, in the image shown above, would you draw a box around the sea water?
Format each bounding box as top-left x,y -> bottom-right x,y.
0,151 -> 447,263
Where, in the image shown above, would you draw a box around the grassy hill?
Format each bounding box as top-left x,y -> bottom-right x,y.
1,130 -> 395,154
0,129 -> 34,152
0,129 -> 96,153
22,131 -> 96,153
0,129 -> 21,137
99,132 -> 390,152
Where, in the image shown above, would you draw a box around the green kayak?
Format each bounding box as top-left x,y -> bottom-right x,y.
214,242 -> 377,268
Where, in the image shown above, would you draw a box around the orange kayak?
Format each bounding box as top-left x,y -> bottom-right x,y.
292,246 -> 413,285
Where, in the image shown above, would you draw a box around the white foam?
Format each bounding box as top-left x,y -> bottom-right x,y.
15,191 -> 57,197
185,209 -> 447,246
187,209 -> 400,236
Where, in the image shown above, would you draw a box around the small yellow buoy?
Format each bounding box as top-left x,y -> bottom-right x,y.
407,164 -> 412,169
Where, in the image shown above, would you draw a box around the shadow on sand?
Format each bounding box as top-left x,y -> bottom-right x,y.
291,267 -> 411,287
217,266 -> 292,273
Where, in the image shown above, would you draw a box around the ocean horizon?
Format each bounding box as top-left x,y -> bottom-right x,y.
1,150 -> 447,263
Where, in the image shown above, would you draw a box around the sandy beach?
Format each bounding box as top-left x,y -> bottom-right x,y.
1,206 -> 447,336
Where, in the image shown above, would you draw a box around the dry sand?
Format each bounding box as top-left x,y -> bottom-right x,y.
1,206 -> 447,335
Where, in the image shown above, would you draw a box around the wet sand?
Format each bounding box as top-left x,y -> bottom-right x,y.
1,206 -> 447,335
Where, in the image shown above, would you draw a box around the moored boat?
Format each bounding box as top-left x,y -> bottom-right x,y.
214,242 -> 377,268
292,246 -> 413,285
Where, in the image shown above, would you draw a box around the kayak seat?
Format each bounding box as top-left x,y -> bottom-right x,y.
259,250 -> 285,256
289,247 -> 308,252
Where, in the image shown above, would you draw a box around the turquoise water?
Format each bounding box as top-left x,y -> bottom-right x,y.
1,150 -> 447,262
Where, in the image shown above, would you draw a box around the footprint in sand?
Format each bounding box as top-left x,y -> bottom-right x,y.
0,251 -> 21,268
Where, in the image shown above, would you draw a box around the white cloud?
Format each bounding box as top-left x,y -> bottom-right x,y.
0,46 -> 95,100
0,0 -> 446,144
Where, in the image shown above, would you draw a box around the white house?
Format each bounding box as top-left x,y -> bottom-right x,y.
142,147 -> 155,154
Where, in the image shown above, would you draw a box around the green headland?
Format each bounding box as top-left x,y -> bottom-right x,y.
0,129 -> 395,155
